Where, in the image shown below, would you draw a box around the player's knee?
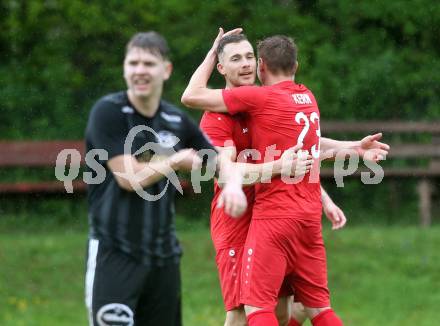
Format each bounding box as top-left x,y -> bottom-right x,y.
291,302 -> 307,324
225,309 -> 247,326
244,304 -> 264,316
276,311 -> 290,326
306,307 -> 343,326
275,303 -> 290,326
303,306 -> 331,320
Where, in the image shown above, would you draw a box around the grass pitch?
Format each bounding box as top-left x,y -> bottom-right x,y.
0,216 -> 439,325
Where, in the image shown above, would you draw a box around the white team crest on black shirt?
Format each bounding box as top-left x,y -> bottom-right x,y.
156,130 -> 179,148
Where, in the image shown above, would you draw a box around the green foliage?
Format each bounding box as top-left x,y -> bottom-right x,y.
1,0 -> 439,139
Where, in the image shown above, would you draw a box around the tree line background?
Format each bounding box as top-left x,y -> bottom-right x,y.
1,0 -> 439,139
1,0 -> 439,224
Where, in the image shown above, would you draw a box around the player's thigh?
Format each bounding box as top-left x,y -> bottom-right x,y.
85,240 -> 147,326
135,262 -> 182,326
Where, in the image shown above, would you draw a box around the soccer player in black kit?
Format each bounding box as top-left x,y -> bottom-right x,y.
84,31 -> 246,326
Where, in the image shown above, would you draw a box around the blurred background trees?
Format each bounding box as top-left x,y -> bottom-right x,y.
1,0 -> 439,139
0,0 -> 439,224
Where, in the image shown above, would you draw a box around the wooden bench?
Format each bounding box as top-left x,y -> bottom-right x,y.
2,121 -> 439,225
0,141 -> 195,196
0,141 -> 86,194
320,121 -> 440,227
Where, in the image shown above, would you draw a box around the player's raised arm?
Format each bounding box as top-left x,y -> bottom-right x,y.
181,28 -> 242,112
217,143 -> 313,187
320,133 -> 390,162
235,144 -> 313,185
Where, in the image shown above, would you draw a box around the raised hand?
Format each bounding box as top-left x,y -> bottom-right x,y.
359,133 -> 390,162
210,27 -> 243,54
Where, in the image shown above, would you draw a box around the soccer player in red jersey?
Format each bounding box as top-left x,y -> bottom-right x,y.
182,28 -> 389,326
199,32 -> 348,326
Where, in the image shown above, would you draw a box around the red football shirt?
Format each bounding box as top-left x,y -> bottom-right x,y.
200,112 -> 255,250
222,80 -> 322,220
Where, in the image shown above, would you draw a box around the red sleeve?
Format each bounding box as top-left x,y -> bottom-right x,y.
222,86 -> 266,115
199,112 -> 235,147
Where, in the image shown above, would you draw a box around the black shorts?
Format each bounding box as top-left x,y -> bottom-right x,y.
85,239 -> 182,326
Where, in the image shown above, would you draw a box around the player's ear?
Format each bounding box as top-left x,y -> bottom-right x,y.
257,57 -> 265,73
294,60 -> 299,74
163,61 -> 173,80
217,62 -> 226,76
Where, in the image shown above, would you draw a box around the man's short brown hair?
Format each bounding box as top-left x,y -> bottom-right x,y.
216,34 -> 250,59
126,31 -> 170,60
257,35 -> 297,75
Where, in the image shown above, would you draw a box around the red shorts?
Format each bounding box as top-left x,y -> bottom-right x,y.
215,246 -> 244,311
216,245 -> 295,311
240,218 -> 330,309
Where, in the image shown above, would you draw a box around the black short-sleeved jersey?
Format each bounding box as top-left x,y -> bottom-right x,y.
85,91 -> 214,266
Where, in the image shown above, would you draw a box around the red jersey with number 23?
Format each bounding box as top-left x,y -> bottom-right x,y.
200,112 -> 255,250
222,80 -> 322,221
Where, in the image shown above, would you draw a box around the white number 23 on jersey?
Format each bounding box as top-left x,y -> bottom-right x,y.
295,112 -> 321,159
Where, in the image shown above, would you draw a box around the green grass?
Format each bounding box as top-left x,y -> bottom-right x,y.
0,217 -> 439,325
